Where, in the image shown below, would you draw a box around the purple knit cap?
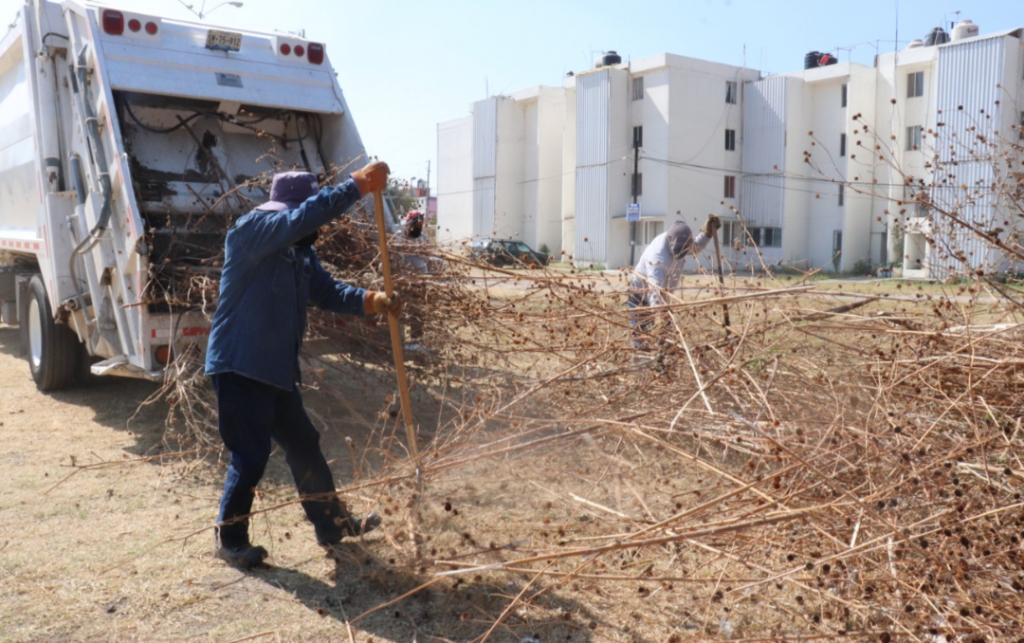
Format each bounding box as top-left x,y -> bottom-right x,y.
667,221 -> 694,257
258,171 -> 320,211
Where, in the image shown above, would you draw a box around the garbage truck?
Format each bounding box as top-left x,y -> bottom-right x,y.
0,0 -> 373,390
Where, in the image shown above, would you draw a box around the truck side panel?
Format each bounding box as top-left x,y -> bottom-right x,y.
0,43 -> 38,233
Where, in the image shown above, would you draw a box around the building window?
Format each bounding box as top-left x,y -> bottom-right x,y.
724,175 -> 736,198
906,125 -> 923,151
632,76 -> 644,101
1019,111 -> 1024,140
726,80 -> 738,104
632,173 -> 643,197
840,133 -> 846,157
725,129 -> 736,151
841,83 -> 848,108
904,186 -> 928,217
633,126 -> 643,148
722,221 -> 742,247
838,184 -> 845,206
642,220 -> 663,244
746,226 -> 783,248
907,71 -> 924,98
832,230 -> 843,268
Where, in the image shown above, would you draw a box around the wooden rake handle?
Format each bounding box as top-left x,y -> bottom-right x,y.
372,190 -> 420,467
711,226 -> 731,332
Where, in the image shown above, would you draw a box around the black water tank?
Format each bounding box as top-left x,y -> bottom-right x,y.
601,50 -> 622,67
805,51 -> 821,69
924,27 -> 950,46
819,52 -> 838,66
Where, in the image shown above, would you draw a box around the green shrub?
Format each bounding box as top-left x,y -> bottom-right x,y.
852,259 -> 873,276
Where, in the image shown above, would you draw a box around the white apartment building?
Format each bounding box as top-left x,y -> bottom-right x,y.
565,54 -> 760,269
742,22 -> 1024,278
436,86 -> 564,254
438,22 -> 1024,278
437,53 -> 759,269
878,26 -> 1024,279
741,60 -> 879,273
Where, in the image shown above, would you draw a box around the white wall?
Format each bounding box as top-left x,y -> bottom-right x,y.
520,98 -> 540,247
635,68 -> 669,264
876,45 -> 937,276
802,66 -> 852,271
494,97 -> 524,240
606,67 -> 632,269
665,57 -> 759,272
436,115 -> 473,245
574,69 -> 612,266
561,79 -> 577,260
535,87 -> 565,256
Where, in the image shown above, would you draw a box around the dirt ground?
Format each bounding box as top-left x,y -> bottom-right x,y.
0,323 -> 661,643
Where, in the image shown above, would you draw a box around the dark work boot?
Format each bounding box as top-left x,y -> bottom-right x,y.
321,512 -> 382,562
338,512 -> 382,538
216,543 -> 269,569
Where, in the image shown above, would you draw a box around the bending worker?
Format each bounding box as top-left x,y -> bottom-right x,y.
395,210 -> 431,350
629,214 -> 720,348
205,162 -> 401,568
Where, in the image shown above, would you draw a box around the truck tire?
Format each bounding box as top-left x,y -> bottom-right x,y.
24,276 -> 79,391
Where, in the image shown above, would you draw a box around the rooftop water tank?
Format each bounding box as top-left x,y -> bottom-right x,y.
924,27 -> 950,46
594,50 -> 622,68
951,20 -> 979,41
805,51 -> 838,69
905,39 -> 924,49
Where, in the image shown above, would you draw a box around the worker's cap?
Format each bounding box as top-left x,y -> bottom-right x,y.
667,221 -> 694,258
259,171 -> 320,211
405,210 -> 425,224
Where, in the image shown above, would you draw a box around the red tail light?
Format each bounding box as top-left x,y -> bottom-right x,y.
154,345 -> 171,365
102,10 -> 124,35
294,45 -> 305,57
145,21 -> 158,35
307,43 -> 324,64
280,43 -> 291,55
128,18 -> 141,32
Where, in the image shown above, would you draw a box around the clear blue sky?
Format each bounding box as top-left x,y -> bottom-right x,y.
0,0 -> 1017,192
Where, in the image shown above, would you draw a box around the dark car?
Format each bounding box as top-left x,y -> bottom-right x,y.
469,238 -> 550,268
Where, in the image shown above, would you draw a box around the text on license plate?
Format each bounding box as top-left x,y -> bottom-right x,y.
205,29 -> 242,52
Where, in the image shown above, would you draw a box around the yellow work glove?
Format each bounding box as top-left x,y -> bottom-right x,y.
701,213 -> 721,237
351,161 -> 391,196
364,291 -> 403,317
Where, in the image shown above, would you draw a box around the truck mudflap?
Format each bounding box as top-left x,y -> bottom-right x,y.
90,355 -> 164,381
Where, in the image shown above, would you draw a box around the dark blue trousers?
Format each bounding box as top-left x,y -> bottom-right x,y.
212,372 -> 349,548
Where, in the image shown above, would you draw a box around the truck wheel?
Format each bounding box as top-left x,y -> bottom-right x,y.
24,276 -> 79,391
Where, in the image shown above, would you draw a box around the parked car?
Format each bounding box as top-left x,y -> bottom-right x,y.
469,238 -> 550,268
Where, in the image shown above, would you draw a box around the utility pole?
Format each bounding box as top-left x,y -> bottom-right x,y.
629,130 -> 640,265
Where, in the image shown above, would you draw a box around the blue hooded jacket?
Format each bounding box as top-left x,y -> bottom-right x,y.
204,179 -> 368,390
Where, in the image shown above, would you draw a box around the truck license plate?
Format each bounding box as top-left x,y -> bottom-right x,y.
205,29 -> 242,52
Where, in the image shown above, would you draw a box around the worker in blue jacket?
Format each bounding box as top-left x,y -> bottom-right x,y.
205,162 -> 399,568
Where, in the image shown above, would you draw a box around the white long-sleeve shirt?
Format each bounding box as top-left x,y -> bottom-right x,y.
630,230 -> 710,306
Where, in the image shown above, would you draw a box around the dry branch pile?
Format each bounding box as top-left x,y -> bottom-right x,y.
136,157 -> 1024,639
150,222 -> 1024,641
